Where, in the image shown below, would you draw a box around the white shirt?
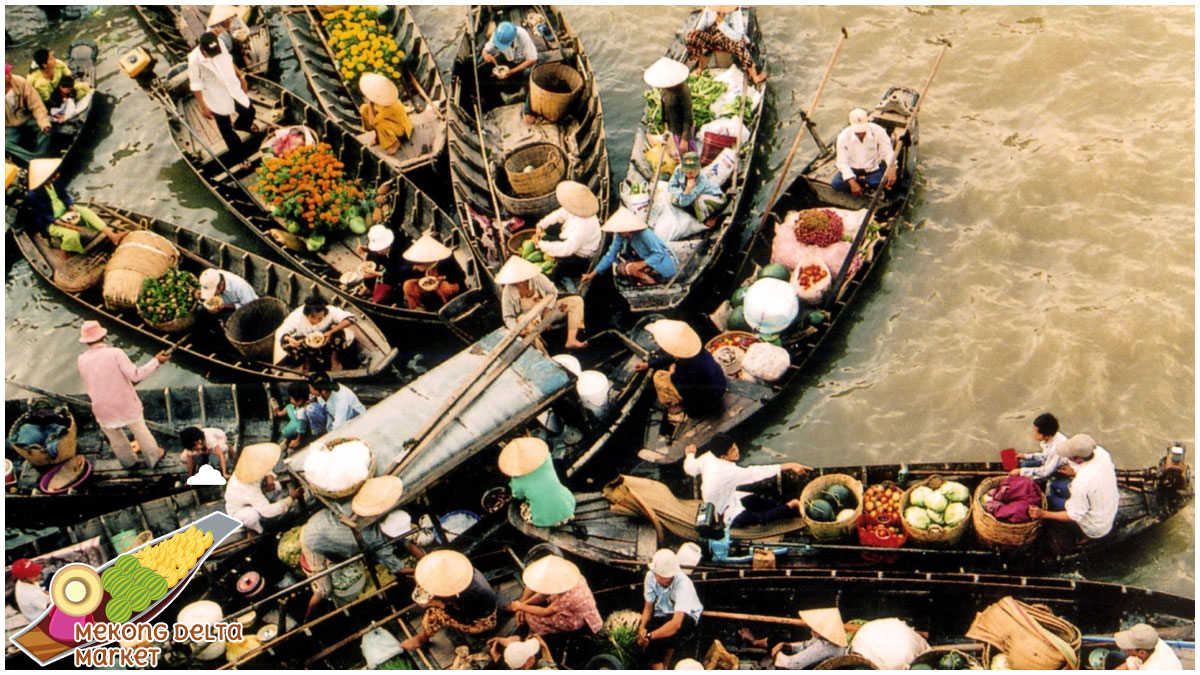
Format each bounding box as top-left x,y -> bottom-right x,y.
1064,447 -> 1119,538
1126,640 -> 1183,670
535,207 -> 602,259
214,271 -> 258,309
682,451 -> 781,523
1019,431 -> 1071,481
224,476 -> 293,534
187,41 -> 249,116
835,123 -> 895,179
15,580 -> 50,621
696,6 -> 747,42
485,26 -> 538,64
273,304 -> 356,363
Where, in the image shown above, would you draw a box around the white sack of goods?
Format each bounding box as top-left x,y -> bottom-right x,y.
741,342 -> 791,382
710,65 -> 763,114
698,118 -> 751,146
849,618 -> 930,670
790,251 -> 831,305
648,181 -> 705,242
304,439 -> 373,495
701,147 -> 737,188
619,176 -> 652,219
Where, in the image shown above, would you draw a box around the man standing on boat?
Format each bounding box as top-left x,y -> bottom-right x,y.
480,20 -> 538,126
1027,434 -> 1119,539
832,108 -> 896,196
5,62 -> 52,165
187,31 -> 257,171
76,320 -> 170,469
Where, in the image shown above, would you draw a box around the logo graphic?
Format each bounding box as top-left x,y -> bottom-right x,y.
8,512 -> 242,667
186,464 -> 228,486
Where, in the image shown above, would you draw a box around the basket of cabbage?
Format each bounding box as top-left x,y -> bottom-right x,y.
900,475 -> 973,548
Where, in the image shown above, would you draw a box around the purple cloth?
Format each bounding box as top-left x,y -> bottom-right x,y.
984,475 -> 1043,524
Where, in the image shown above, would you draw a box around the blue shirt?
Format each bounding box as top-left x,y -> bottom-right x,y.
668,168 -> 722,208
26,180 -> 74,232
214,271 -> 259,309
643,572 -> 703,621
595,230 -> 678,279
311,384 -> 365,434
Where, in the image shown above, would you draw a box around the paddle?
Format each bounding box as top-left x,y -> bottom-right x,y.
824,38 -> 951,311
757,27 -> 849,233
5,377 -> 177,437
463,12 -> 511,263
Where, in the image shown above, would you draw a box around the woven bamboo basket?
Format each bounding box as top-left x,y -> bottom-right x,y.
497,186 -> 562,217
306,437 -> 375,499
8,408 -> 78,468
504,143 -> 566,198
814,654 -> 877,670
971,475 -> 1046,551
973,600 -> 1081,670
103,231 -> 178,310
908,647 -> 984,670
800,473 -> 863,541
225,297 -> 288,360
506,228 -> 538,256
136,270 -> 199,333
529,63 -> 582,122
53,251 -> 107,293
899,475 -> 972,548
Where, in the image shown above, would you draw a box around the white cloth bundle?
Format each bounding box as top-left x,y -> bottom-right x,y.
304,440 -> 372,493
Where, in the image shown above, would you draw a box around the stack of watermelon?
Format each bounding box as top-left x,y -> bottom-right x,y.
805,483 -> 858,523
99,555 -> 170,623
727,263 -> 825,341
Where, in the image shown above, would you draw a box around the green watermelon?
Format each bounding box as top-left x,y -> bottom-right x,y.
821,484 -> 855,510
757,263 -> 791,282
105,597 -> 133,624
806,498 -> 836,522
727,306 -> 750,332
756,332 -> 782,346
730,286 -> 749,308
805,311 -> 826,327
910,664 -> 934,670
938,652 -> 968,670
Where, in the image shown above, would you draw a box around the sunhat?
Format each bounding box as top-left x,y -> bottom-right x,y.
1063,434 -> 1098,459
798,607 -> 848,647
494,256 -> 542,285
522,554 -> 582,595
680,151 -> 702,173
649,548 -> 680,576
504,638 -> 541,669
351,476 -> 404,518
555,181 -> 599,218
28,157 -> 62,190
600,206 -> 648,234
492,21 -> 517,50
1114,623 -> 1158,651
199,269 -> 224,300
367,225 -> 395,253
414,550 -> 474,597
206,5 -> 242,27
848,108 -> 869,134
643,57 -> 690,89
359,73 -> 399,107
675,659 -> 704,670
402,234 -> 453,263
233,443 -> 281,483
498,437 -> 550,477
647,319 -> 702,358
79,320 -> 107,344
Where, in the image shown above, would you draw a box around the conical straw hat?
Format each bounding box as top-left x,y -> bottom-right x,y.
28,157 -> 62,190
206,5 -> 242,27
495,256 -> 541,285
351,476 -> 404,517
414,550 -> 474,597
643,57 -> 689,89
711,5 -> 739,13
647,319 -> 702,358
798,607 -> 847,647
600,206 -> 647,233
402,234 -> 453,263
233,443 -> 281,483
522,555 -> 581,595
359,73 -> 399,107
497,437 -> 550,477
555,181 -> 599,218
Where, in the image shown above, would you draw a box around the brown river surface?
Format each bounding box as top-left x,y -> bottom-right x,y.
3,5 -> 1194,596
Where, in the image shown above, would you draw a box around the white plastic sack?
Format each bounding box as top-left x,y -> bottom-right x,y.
829,207 -> 868,241
790,250 -> 831,305
361,628 -> 404,669
771,219 -> 806,271
741,342 -> 791,382
710,65 -> 763,115
850,618 -> 930,671
698,118 -> 751,146
648,181 -> 705,242
702,147 -> 737,188
304,440 -> 372,494
620,177 -> 652,219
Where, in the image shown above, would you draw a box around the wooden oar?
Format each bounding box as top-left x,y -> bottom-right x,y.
464,9 -> 509,261
5,377 -> 177,437
757,27 -> 849,233
703,610 -> 860,634
730,84 -> 749,188
645,124 -> 670,212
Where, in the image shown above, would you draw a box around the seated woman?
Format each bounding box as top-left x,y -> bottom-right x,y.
356,225 -> 417,305
358,73 -> 412,155
27,48 -> 71,102
25,158 -> 123,253
47,75 -> 91,124
499,437 -> 575,528
273,293 -> 359,371
535,181 -> 603,280
401,234 -> 466,310
684,5 -> 766,85
738,608 -> 848,669
497,256 -> 587,350
400,550 -> 498,650
581,207 -> 677,288
668,151 -> 724,225
636,319 -> 726,423
504,554 -> 602,638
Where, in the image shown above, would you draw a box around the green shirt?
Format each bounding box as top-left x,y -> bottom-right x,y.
28,61 -> 71,101
510,457 -> 575,527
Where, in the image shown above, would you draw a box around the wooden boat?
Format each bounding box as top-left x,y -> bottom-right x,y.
509,456 -> 1193,573
638,86 -> 920,465
11,202 -> 397,381
281,5 -> 447,174
616,6 -> 767,314
134,63 -> 494,343
132,5 -> 271,75
446,5 -> 611,290
48,40 -> 103,168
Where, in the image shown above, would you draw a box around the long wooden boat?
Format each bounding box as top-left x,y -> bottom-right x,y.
510,457 -> 1193,573
281,5 -> 447,174
615,6 -> 767,314
134,64 -> 494,343
132,5 -> 271,75
638,86 -> 920,465
447,5 -> 611,291
12,202 -> 397,381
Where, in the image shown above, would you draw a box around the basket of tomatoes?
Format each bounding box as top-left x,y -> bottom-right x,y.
857,481 -> 907,550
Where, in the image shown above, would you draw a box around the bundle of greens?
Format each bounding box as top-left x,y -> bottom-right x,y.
721,94 -> 755,129
136,269 -> 198,325
642,70 -> 728,134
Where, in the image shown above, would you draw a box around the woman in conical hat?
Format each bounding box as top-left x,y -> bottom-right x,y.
400,234 -> 467,310
496,256 -> 588,349
740,606 -> 849,669
532,181 -> 604,281
636,318 -> 727,427
358,73 -> 412,155
400,550 -> 499,650
499,436 -> 576,526
226,443 -> 301,534
24,157 -> 123,254
503,554 -> 603,637
581,207 -> 678,288
644,56 -> 694,160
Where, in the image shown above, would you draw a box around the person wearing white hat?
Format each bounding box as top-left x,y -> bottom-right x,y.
1113,623 -> 1181,670
358,73 -> 412,155
187,31 -> 257,171
206,6 -> 251,67
737,607 -> 849,669
400,234 -> 467,310
638,548 -> 703,669
5,61 -> 52,164
644,57 -> 695,161
198,268 -> 258,318
487,634 -> 553,670
497,257 -> 588,350
674,658 -> 704,670
400,550 -> 498,650
224,442 -> 301,534
274,293 -> 359,370
832,108 -> 896,196
77,320 -> 171,469
533,181 -> 603,278
24,158 -> 123,254
504,554 -> 602,637
582,207 -> 677,288
685,6 -> 766,85
1027,433 -> 1119,539
636,319 -> 726,422
355,225 -> 417,305
499,436 -> 576,527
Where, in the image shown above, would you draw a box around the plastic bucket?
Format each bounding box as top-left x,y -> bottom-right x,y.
676,542 -> 702,570
576,370 -> 610,413
178,600 -> 226,660
552,354 -> 582,377
1000,447 -> 1018,471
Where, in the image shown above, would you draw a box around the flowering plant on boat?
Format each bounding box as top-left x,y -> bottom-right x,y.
324,6 -> 406,88
255,142 -> 370,252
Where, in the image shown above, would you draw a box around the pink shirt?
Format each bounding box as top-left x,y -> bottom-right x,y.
76,343 -> 160,426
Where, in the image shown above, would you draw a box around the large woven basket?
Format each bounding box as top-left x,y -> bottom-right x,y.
971,475 -> 1045,551
506,228 -> 538,256
908,647 -> 984,670
8,407 -> 78,468
103,231 -> 178,310
498,186 -> 562,217
225,297 -> 288,360
800,473 -> 863,542
899,475 -> 972,548
814,654 -> 877,670
971,599 -> 1081,670
53,251 -> 108,293
504,143 -> 566,198
306,437 -> 375,499
529,63 -> 582,122
136,269 -> 199,333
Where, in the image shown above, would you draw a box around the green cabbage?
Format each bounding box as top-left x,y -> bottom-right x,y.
944,502 -> 969,526
927,508 -> 944,525
910,486 -> 934,508
938,481 -> 970,503
924,490 -> 949,513
904,506 -> 931,530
